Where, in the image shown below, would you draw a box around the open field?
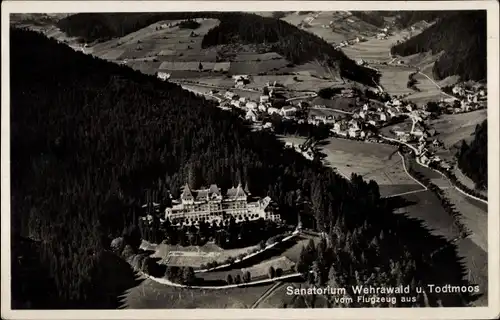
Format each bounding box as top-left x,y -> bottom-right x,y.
142,241 -> 260,268
123,276 -> 273,308
320,138 -> 424,196
376,65 -> 414,96
73,17 -> 343,89
282,235 -> 320,263
280,136 -> 424,197
405,72 -> 449,106
429,109 -> 487,148
396,188 -> 488,306
342,39 -> 393,63
443,188 -> 487,252
310,96 -> 356,111
282,11 -> 380,45
308,108 -> 349,119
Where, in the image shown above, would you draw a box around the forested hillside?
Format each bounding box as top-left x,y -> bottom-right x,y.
456,120 -> 488,190
349,11 -> 387,28
391,11 -> 486,81
202,13 -> 378,84
56,12 -> 379,85
394,11 -> 447,28
11,29 -> 473,308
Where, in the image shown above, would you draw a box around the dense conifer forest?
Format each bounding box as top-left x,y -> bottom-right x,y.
393,11 -> 447,28
456,120 -> 488,190
349,11 -> 387,28
56,12 -> 379,85
11,29 -> 474,308
390,11 -> 486,81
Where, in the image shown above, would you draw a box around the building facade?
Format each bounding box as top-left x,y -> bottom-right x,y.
165,183 -> 281,226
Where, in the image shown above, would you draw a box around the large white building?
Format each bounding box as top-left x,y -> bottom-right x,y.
165,183 -> 281,226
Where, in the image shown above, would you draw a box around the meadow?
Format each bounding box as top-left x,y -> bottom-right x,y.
143,241 -> 261,268
123,276 -> 273,308
429,109 -> 487,148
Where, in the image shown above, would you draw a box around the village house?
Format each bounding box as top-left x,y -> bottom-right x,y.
379,112 -> 388,122
262,122 -> 273,130
377,33 -> 387,40
245,109 -> 258,122
267,107 -> 280,115
260,95 -> 270,104
239,97 -> 247,104
232,75 -> 250,82
225,91 -> 237,100
230,100 -> 242,108
387,108 -> 397,118
281,106 -> 298,118
258,103 -> 268,112
157,72 -> 171,81
165,183 -> 281,226
452,85 -> 465,96
246,101 -> 258,110
432,139 -> 443,147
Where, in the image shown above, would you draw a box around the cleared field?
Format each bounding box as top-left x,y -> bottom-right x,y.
145,242 -> 260,268
123,277 -> 273,308
280,136 -> 423,197
405,73 -> 449,106
395,190 -> 488,306
443,188 -> 487,252
309,108 -> 349,119
429,109 -> 487,148
377,65 -> 414,96
342,39 -> 393,63
321,138 -> 423,194
233,52 -> 283,61
282,235 -> 320,263
310,97 -> 356,111
241,256 -> 296,278
229,60 -> 290,75
283,11 -> 380,45
396,191 -> 459,241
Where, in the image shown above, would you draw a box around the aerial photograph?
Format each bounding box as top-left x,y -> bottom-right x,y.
7,7 -> 490,311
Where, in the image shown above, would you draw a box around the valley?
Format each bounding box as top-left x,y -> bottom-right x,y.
9,10 -> 489,310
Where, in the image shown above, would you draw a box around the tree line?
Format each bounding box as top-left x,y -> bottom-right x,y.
456,120 -> 487,190
56,12 -> 380,86
390,11 -> 486,81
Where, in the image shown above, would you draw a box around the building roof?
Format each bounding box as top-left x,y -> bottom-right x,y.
181,183 -> 194,200
226,183 -> 247,200
209,184 -> 221,196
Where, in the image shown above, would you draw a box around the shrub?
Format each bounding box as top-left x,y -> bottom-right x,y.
234,274 -> 242,284
243,271 -> 251,283
268,266 -> 276,279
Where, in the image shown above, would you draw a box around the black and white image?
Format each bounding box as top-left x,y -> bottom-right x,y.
2,1 -> 498,318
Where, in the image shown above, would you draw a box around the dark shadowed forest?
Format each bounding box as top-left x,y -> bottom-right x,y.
456,120 -> 488,190
391,11 -> 486,81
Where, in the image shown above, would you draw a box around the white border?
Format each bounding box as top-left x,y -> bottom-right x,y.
1,1 -> 499,319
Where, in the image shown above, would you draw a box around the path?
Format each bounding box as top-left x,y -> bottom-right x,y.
310,106 -> 353,114
417,71 -> 457,100
379,135 -> 487,205
147,272 -> 303,290
251,281 -> 283,308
